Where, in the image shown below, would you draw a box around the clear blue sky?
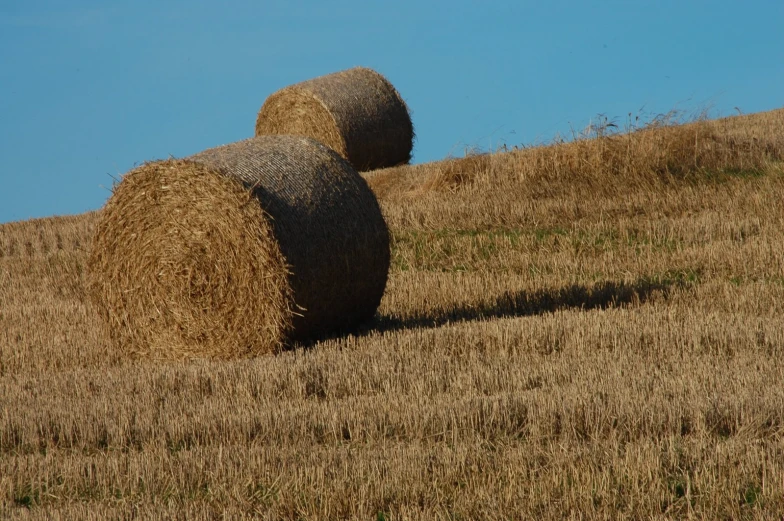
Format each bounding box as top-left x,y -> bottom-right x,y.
1,1 -> 782,223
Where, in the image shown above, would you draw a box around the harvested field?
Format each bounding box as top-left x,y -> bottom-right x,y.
2,108 -> 784,519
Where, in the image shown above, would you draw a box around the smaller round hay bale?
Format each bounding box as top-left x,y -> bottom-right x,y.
255,67 -> 414,172
88,135 -> 390,359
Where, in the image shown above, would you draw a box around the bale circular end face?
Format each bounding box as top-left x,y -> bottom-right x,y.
255,67 -> 414,172
88,136 -> 390,359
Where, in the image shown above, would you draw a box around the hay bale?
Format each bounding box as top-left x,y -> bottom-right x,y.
88,135 -> 390,359
255,67 -> 414,172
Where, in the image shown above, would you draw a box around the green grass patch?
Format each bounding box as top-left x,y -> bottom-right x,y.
643,268 -> 703,287
391,226 -> 685,273
742,483 -> 763,507
391,228 -> 529,272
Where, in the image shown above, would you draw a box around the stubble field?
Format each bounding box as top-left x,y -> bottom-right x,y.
2,108 -> 784,519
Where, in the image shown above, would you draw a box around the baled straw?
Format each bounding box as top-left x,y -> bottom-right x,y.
88,135 -> 390,359
255,67 -> 414,172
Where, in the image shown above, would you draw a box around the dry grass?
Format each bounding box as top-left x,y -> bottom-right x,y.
2,107 -> 784,519
366,108 -> 783,199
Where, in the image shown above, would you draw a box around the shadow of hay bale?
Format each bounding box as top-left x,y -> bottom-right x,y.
367,277 -> 681,336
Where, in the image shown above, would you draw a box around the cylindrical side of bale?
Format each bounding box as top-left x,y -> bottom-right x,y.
88,135 -> 390,359
255,67 -> 414,172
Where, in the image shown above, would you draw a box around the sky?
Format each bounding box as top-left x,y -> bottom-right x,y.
0,1 -> 782,223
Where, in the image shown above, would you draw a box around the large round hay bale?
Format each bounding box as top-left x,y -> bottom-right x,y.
255,67 -> 414,172
88,135 -> 390,359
